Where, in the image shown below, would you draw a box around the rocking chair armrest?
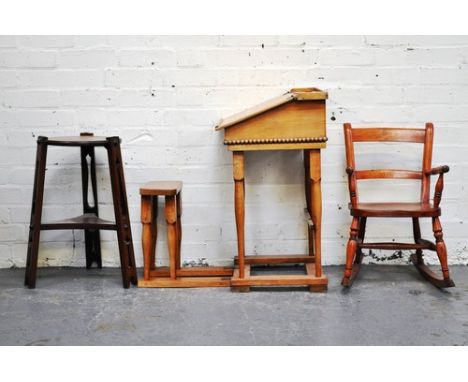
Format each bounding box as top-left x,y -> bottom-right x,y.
425,165 -> 450,176
429,166 -> 449,208
345,167 -> 355,176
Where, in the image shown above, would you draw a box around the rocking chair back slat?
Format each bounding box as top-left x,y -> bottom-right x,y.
351,127 -> 426,143
355,169 -> 423,180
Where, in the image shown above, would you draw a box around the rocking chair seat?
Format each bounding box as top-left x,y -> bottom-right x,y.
349,202 -> 441,218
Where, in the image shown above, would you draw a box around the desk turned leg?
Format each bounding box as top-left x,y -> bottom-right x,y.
141,195 -> 153,280
165,195 -> 178,280
308,149 -> 322,278
233,151 -> 246,279
304,149 -> 314,257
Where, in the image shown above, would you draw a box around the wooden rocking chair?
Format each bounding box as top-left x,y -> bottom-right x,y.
342,122 -> 455,289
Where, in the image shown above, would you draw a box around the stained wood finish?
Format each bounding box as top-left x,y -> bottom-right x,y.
410,254 -> 455,288
224,102 -> 326,152
215,87 -> 327,130
80,133 -> 102,268
359,242 -> 434,250
141,195 -> 153,280
165,195 -> 178,280
176,192 -> 182,270
412,217 -> 424,263
150,197 -> 158,270
233,151 -> 246,279
40,214 -> 116,230
139,184 -> 233,288
24,136 -> 48,288
46,135 -> 108,146
140,181 -> 183,196
350,202 -> 440,218
342,122 -> 454,289
351,128 -> 426,143
309,149 -> 322,277
234,255 -> 315,265
231,264 -> 328,288
25,133 -> 137,289
106,137 -> 138,288
355,169 -> 422,180
218,88 -> 328,292
139,277 -> 231,288
150,267 -> 234,278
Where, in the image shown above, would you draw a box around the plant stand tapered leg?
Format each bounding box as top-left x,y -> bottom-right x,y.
106,137 -> 137,288
25,137 -> 48,289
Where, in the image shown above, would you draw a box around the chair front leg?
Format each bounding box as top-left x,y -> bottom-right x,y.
432,217 -> 452,283
412,217 -> 423,264
355,217 -> 366,264
342,216 -> 359,286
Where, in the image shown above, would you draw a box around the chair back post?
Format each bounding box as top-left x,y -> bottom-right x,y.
421,122 -> 434,203
343,123 -> 358,206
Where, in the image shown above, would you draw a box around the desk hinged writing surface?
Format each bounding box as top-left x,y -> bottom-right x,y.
216,87 -> 328,152
217,87 -> 329,292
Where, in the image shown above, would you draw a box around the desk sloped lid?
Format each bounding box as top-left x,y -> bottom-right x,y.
215,87 -> 327,131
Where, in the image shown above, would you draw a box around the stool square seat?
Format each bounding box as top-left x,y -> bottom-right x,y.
140,181 -> 183,196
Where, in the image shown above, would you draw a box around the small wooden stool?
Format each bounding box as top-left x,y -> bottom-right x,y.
138,181 -> 233,288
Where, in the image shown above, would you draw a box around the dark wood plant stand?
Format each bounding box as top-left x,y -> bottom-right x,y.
24,133 -> 137,289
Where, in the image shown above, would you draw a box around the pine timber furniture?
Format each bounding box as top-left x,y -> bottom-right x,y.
216,87 -> 329,292
138,181 -> 233,287
342,122 -> 455,289
24,133 -> 138,289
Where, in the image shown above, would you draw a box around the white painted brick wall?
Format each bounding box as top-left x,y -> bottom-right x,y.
1,35 -> 467,269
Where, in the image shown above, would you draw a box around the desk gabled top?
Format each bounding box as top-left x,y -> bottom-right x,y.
215,87 -> 328,131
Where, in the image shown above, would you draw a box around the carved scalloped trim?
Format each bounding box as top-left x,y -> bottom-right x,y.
224,136 -> 328,145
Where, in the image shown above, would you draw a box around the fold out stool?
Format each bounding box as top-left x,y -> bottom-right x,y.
24,133 -> 138,288
138,181 -> 233,288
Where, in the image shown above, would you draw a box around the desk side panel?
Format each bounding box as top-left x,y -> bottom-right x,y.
224,101 -> 326,144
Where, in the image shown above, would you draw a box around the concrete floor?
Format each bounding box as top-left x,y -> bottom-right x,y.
1,265 -> 468,345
